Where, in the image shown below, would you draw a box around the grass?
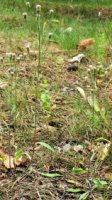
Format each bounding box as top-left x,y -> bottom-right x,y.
0,0 -> 112,199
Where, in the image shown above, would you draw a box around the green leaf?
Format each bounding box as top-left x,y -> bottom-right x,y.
72,168 -> 86,174
79,191 -> 89,200
37,141 -> 54,152
15,149 -> 23,160
66,188 -> 81,193
41,93 -> 50,104
40,172 -> 62,178
0,157 -> 4,161
93,180 -> 107,188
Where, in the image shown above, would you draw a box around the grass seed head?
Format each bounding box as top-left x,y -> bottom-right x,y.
22,12 -> 28,19
98,11 -> 102,17
48,32 -> 53,40
36,4 -> 41,12
49,9 -> 54,14
6,52 -> 16,60
26,1 -> 30,8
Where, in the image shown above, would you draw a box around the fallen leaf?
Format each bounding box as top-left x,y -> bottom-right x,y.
79,38 -> 95,49
100,143 -> 110,161
73,145 -> 83,153
76,87 -> 87,100
0,82 -> 8,89
96,142 -> 111,161
105,173 -> 112,180
0,148 -> 5,157
68,54 -> 85,63
44,124 -> 56,133
67,180 -> 84,188
14,156 -> 23,166
3,155 -> 15,169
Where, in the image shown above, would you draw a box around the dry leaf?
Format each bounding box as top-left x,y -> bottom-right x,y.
44,125 -> 56,133
68,54 -> 85,63
76,86 -> 87,100
14,157 -> 23,166
79,38 -> 95,49
100,143 -> 110,161
0,148 -> 5,157
97,142 -> 110,161
105,173 -> 112,180
0,82 -> 8,89
67,179 -> 84,188
3,155 -> 15,169
14,156 -> 27,166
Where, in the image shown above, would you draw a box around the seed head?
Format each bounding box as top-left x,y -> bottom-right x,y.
49,9 -> 54,14
48,32 -> 53,40
25,43 -> 31,49
6,52 -> 16,61
22,12 -> 28,19
36,4 -> 41,12
26,1 -> 30,7
98,11 -> 101,17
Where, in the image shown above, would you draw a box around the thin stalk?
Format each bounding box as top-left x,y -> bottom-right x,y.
13,65 -> 17,145
8,74 -> 13,168
32,10 -> 41,159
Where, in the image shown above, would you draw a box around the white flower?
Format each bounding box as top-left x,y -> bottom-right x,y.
48,32 -> 53,39
6,52 -> 16,58
49,9 -> 54,14
36,4 -> 41,12
25,43 -> 31,49
98,11 -> 101,17
26,1 -> 30,7
22,12 -> 28,19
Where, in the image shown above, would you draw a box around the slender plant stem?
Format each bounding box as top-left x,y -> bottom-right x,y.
32,12 -> 41,160
13,64 -> 17,145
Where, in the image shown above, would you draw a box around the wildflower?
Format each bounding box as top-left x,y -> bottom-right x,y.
49,9 -> 54,14
36,4 -> 41,12
6,52 -> 16,61
0,56 -> 4,63
16,54 -> 23,62
22,12 -> 28,20
26,1 -> 30,8
48,32 -> 53,40
16,56 -> 21,63
98,11 -> 101,17
25,43 -> 31,52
